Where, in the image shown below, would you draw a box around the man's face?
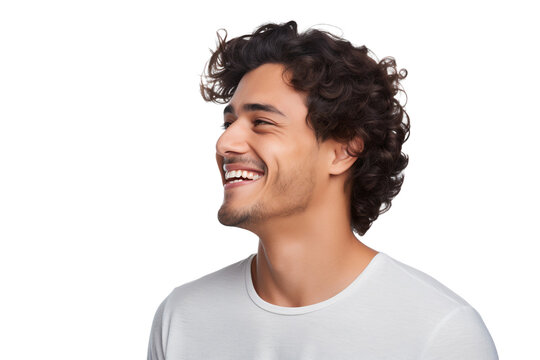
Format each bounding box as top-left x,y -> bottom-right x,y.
215,63 -> 327,229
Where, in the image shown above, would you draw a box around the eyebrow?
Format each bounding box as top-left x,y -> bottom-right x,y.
223,103 -> 286,117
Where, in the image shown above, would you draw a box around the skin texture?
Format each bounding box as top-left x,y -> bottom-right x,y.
215,63 -> 378,307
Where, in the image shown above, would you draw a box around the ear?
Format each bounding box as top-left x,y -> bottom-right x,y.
328,137 -> 364,176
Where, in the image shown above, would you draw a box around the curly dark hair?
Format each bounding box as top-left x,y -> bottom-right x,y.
200,20 -> 410,237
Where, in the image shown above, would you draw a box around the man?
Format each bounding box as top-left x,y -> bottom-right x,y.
147,21 -> 498,359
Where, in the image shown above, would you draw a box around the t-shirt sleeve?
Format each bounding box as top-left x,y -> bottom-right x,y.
147,297 -> 169,360
420,305 -> 498,360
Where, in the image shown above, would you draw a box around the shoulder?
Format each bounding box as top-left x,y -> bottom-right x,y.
161,254 -> 251,313
365,252 -> 478,332
419,305 -> 498,359
373,252 -> 472,309
147,256 -> 250,360
371,253 -> 498,359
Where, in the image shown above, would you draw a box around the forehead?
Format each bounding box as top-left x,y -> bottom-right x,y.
228,63 -> 307,117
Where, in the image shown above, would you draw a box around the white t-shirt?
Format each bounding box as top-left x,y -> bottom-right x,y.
147,252 -> 498,359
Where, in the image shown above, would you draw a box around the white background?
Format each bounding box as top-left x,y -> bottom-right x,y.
1,0 -> 538,358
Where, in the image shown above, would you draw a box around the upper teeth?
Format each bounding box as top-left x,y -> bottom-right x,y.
225,170 -> 262,180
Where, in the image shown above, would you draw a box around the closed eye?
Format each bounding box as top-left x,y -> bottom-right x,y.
221,119 -> 272,130
254,119 -> 272,126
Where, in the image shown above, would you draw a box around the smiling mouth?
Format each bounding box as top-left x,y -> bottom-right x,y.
226,169 -> 262,180
224,173 -> 264,190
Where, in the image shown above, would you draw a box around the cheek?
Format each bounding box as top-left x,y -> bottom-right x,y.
280,147 -> 319,183
259,133 -> 319,176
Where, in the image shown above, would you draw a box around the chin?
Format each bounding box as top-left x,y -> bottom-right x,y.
218,207 -> 249,227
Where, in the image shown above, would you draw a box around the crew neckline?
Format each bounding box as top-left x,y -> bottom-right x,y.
244,251 -> 385,315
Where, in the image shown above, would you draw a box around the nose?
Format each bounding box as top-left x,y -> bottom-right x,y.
215,120 -> 251,158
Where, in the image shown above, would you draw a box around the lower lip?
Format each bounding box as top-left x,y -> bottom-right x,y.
223,176 -> 264,190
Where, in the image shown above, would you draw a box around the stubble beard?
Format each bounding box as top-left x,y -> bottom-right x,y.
217,165 -> 316,229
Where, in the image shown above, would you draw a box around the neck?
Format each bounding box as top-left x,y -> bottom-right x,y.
248,187 -> 378,307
